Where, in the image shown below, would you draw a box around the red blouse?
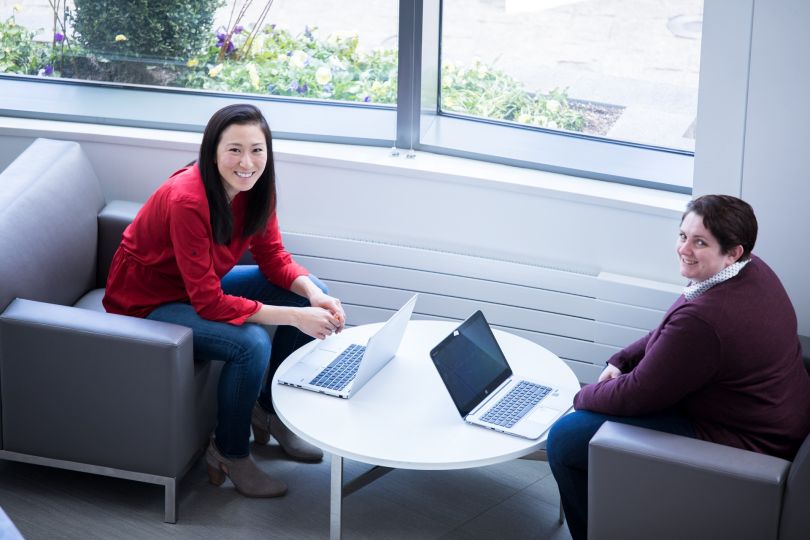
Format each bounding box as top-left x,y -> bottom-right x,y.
103,164 -> 308,324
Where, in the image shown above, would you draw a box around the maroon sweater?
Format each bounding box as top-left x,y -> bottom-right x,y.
575,256 -> 810,460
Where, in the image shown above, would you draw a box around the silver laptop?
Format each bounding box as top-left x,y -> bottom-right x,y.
278,294 -> 418,398
430,310 -> 575,439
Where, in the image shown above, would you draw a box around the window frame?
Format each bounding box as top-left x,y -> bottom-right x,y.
0,0 -> 714,194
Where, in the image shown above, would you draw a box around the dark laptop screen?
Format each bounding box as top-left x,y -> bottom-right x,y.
430,311 -> 512,417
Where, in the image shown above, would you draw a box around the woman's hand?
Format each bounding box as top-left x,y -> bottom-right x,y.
293,306 -> 343,340
289,276 -> 347,333
598,363 -> 622,383
308,292 -> 346,333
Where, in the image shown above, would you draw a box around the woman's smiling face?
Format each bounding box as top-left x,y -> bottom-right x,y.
676,211 -> 741,283
215,122 -> 267,201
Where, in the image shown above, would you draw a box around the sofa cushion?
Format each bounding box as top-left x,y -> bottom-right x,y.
97,200 -> 143,288
0,139 -> 105,311
73,288 -> 106,312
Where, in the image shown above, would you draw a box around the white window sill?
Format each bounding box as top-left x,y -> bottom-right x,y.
0,115 -> 689,217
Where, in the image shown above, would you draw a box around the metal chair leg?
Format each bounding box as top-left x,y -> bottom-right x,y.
164,479 -> 177,523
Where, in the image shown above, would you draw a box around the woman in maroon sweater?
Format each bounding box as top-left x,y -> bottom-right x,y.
547,195 -> 810,540
104,104 -> 346,498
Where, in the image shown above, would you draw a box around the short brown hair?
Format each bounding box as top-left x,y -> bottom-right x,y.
683,195 -> 757,260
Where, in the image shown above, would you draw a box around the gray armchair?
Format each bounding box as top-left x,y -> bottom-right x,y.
0,138 -> 222,522
588,338 -> 810,540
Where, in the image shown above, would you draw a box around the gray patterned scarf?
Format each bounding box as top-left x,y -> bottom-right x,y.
683,258 -> 750,301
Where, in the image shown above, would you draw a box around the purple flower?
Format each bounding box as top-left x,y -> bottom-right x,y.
267,84 -> 276,93
304,25 -> 312,39
43,64 -> 54,75
297,83 -> 308,94
216,32 -> 234,54
286,50 -> 292,56
363,95 -> 372,103
54,32 -> 65,43
234,25 -> 244,34
289,80 -> 299,92
322,83 -> 333,94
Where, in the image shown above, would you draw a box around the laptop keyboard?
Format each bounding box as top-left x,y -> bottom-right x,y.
309,344 -> 367,391
480,381 -> 552,428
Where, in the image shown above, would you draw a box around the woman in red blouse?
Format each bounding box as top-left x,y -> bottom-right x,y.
104,104 -> 345,498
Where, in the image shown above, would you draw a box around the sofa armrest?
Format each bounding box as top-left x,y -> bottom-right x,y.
0,298 -> 202,477
588,421 -> 790,540
97,200 -> 143,288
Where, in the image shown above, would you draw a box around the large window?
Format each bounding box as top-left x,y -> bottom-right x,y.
0,0 -> 704,192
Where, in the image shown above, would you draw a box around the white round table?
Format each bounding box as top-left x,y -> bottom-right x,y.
272,320 -> 579,539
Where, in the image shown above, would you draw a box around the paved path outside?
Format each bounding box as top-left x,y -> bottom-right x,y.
3,0 -> 702,150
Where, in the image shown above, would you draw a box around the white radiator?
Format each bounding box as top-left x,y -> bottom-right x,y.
285,232 -> 682,384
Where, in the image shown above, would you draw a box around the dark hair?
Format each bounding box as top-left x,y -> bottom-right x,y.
683,194 -> 757,260
198,103 -> 275,244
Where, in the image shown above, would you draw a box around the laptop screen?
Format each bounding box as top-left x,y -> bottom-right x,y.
430,311 -> 512,417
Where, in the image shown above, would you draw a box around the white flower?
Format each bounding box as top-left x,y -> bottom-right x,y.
250,34 -> 266,54
546,99 -> 561,114
315,65 -> 332,85
328,55 -> 345,70
208,64 -> 223,78
289,50 -> 309,69
247,63 -> 260,89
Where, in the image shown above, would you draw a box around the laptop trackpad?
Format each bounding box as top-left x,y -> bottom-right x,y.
299,345 -> 342,368
282,348 -> 337,384
525,407 -> 558,426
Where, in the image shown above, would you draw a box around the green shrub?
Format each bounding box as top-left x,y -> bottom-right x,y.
72,0 -> 223,59
182,25 -> 398,104
0,15 -> 50,75
182,24 -> 581,130
442,61 -> 584,132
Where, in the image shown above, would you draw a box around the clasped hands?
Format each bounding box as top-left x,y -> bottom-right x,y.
301,292 -> 346,340
598,363 -> 622,383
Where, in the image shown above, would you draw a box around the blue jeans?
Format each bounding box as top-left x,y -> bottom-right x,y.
546,409 -> 696,540
146,266 -> 327,459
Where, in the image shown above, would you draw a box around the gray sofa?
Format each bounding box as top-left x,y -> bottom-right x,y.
588,337 -> 810,540
0,138 -> 222,522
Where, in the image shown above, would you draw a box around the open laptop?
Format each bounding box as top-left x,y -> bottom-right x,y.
429,310 -> 575,439
277,294 -> 418,398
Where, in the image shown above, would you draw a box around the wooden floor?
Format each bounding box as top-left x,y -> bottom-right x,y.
0,441 -> 572,539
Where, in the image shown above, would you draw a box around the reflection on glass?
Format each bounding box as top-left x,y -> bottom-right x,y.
441,0 -> 703,152
0,0 -> 399,105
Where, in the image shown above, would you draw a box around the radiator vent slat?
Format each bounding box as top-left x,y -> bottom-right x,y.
286,233 -> 681,384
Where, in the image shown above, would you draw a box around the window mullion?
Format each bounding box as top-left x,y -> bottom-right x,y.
395,0 -> 421,150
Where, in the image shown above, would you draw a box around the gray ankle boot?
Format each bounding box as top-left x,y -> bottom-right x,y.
251,403 -> 324,462
205,439 -> 287,498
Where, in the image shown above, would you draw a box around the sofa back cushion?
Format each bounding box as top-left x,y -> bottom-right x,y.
0,139 -> 105,311
96,200 -> 143,289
